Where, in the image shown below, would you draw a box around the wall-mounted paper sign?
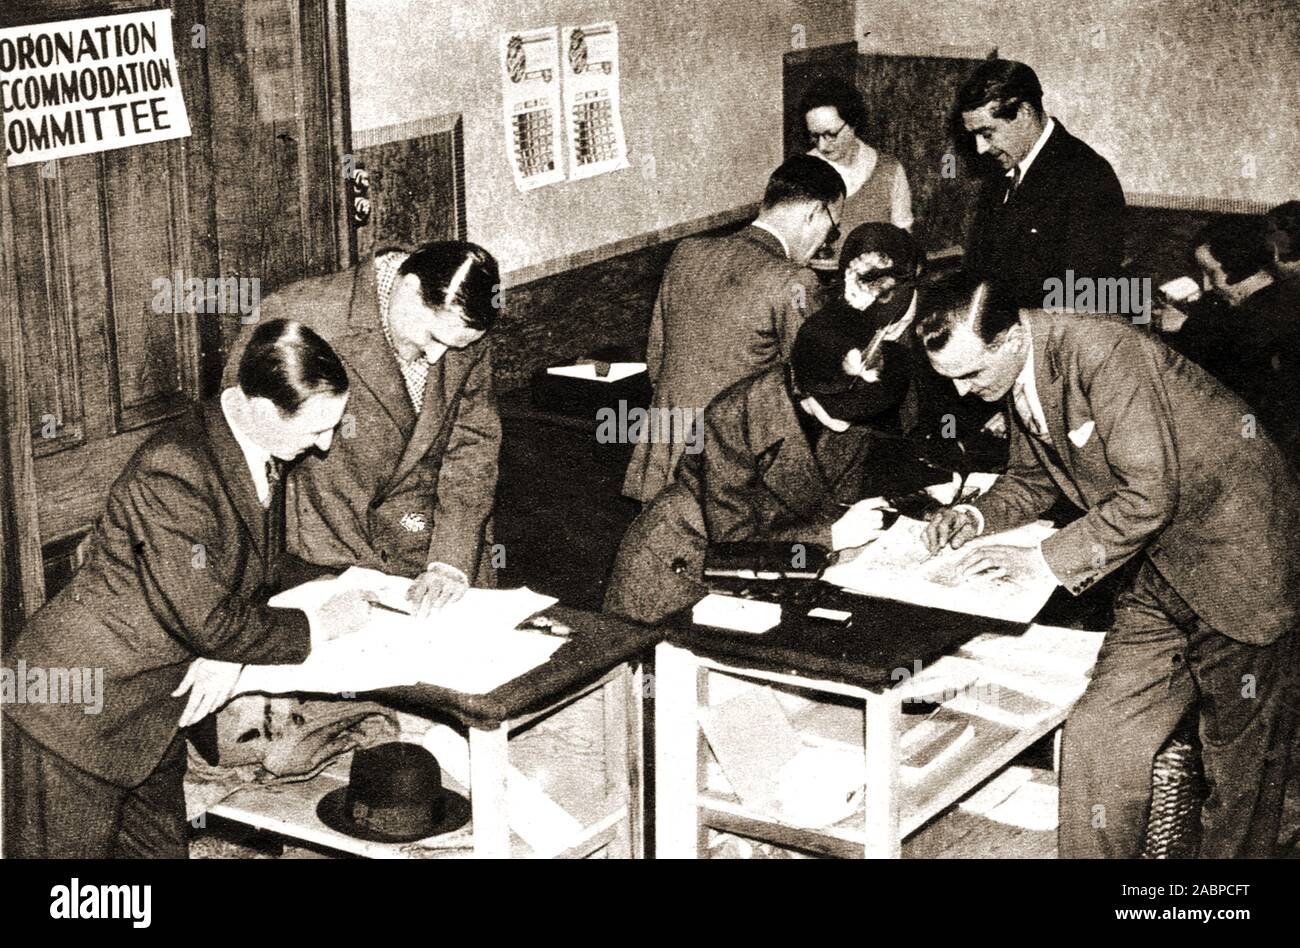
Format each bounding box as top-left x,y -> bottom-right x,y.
500,27 -> 565,192
561,22 -> 628,181
0,9 -> 193,167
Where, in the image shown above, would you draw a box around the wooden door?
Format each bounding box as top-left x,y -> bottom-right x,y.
0,0 -> 352,628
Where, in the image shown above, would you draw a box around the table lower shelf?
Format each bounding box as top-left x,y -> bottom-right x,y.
695,707 -> 1063,856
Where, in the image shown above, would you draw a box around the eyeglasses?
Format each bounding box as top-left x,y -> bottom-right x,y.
821,203 -> 841,247
809,121 -> 847,145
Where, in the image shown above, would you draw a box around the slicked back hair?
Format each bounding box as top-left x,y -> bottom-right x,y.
761,154 -> 846,212
238,319 -> 348,415
956,59 -> 1044,122
397,240 -> 502,331
916,272 -> 1022,353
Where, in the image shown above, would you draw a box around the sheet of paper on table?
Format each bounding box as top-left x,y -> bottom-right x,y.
822,516 -> 1059,624
240,568 -> 562,696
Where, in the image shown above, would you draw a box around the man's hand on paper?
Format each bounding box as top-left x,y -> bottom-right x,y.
956,544 -> 1055,586
924,506 -> 981,554
173,658 -> 243,728
831,497 -> 891,551
408,562 -> 470,618
317,589 -> 379,640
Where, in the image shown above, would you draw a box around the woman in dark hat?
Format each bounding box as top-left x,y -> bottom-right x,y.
799,222 -> 921,440
825,222 -> 920,343
602,310 -> 908,626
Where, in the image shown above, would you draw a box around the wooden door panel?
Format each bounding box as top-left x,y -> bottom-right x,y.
35,427 -> 159,542
26,145 -> 201,544
101,138 -> 200,432
205,0 -> 349,329
1,0 -> 353,617
10,164 -> 87,457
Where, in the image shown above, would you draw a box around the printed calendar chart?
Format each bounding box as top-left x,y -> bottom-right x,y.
561,22 -> 629,180
500,27 -> 565,191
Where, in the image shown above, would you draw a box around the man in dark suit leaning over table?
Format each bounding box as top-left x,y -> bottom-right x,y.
225,241 -> 503,615
920,274 -> 1300,858
606,311 -> 908,625
622,154 -> 845,503
3,320 -> 373,858
957,59 -> 1127,311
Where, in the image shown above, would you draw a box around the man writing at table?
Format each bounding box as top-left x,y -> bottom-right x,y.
3,320 -> 373,858
918,274 -> 1300,858
224,241 -> 503,615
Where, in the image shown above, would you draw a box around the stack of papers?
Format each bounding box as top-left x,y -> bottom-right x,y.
240,568 -> 562,696
957,623 -> 1104,707
822,516 -> 1059,623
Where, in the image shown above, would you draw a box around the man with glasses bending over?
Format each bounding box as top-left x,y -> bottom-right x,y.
623,154 -> 845,503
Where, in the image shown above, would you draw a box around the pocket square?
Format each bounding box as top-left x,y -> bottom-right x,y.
1068,420 -> 1096,447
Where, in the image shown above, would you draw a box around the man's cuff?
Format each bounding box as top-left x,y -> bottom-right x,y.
952,504 -> 985,536
1034,542 -> 1063,586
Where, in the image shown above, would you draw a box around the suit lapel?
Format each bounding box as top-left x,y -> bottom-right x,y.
1011,120 -> 1066,203
202,400 -> 266,554
341,260 -> 417,433
1030,318 -> 1068,448
1026,317 -> 1086,506
388,348 -> 475,489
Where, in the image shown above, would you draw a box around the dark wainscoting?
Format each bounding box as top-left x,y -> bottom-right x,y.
490,203 -> 1236,393
491,216 -> 751,391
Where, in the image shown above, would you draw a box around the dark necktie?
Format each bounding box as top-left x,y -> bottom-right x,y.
1002,165 -> 1021,205
264,458 -> 286,583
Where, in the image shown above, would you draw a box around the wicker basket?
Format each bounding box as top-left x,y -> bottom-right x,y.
1141,716 -> 1206,859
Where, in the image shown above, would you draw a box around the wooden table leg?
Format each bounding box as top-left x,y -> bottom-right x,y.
862,690 -> 902,858
653,643 -> 705,858
626,663 -> 646,858
469,723 -> 511,858
602,664 -> 633,858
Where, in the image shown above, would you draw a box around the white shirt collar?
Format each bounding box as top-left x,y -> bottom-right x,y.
751,220 -> 790,258
1012,327 -> 1048,433
221,387 -> 273,506
809,138 -> 876,197
1009,116 -> 1055,184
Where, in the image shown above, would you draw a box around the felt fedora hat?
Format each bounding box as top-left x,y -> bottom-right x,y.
317,742 -> 470,843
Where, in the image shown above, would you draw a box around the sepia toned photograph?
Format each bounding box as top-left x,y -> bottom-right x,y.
0,0 -> 1296,912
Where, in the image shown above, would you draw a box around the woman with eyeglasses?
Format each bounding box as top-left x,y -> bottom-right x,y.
802,77 -> 914,270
